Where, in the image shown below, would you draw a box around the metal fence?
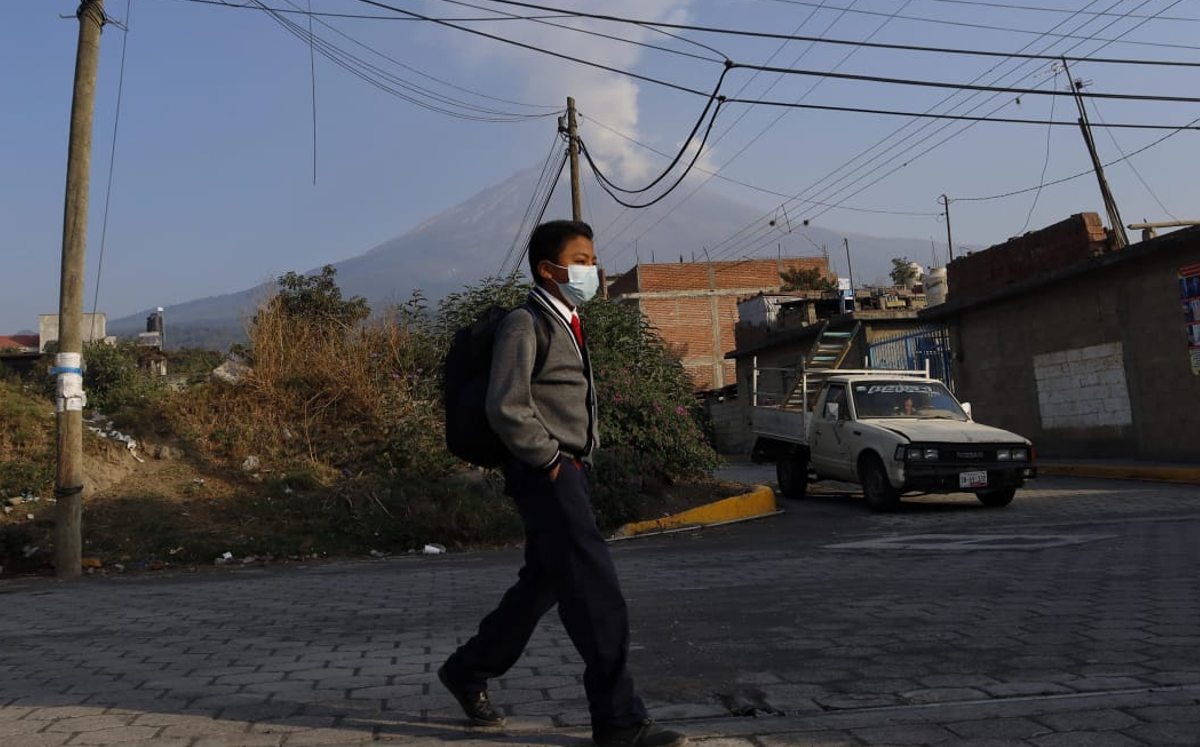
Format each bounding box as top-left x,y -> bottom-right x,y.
866,326 -> 955,391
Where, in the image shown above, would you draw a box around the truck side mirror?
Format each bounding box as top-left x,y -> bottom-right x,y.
962,402 -> 973,420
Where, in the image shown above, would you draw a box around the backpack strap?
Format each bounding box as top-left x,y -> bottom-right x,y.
523,301 -> 553,378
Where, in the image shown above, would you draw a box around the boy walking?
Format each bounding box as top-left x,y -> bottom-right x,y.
438,221 -> 687,747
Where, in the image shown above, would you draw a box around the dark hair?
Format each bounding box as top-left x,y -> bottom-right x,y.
527,220 -> 593,278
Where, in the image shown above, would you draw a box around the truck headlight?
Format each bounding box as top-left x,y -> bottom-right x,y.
923,448 -> 939,460
1011,448 -> 1029,461
996,449 -> 1012,461
905,447 -> 924,461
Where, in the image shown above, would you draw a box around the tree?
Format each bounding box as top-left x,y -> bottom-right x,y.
269,265 -> 370,327
890,257 -> 920,287
780,267 -> 837,292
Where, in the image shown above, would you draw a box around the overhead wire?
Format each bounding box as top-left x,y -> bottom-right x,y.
470,0 -> 1200,60
91,0 -> 134,342
1087,97 -> 1181,221
500,133 -> 566,276
252,1 -> 557,121
596,0 -> 843,251
609,0 -> 919,267
509,152 -> 569,277
762,0 -> 1200,52
705,0 -> 1188,263
919,0 -> 1199,21
1019,67 -> 1060,234
953,114 -> 1200,202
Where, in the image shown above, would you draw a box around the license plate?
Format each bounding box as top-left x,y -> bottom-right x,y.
959,470 -> 988,489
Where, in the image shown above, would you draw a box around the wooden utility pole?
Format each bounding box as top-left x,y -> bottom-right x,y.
1062,58 -> 1128,249
566,96 -> 582,222
940,194 -> 955,261
54,0 -> 105,579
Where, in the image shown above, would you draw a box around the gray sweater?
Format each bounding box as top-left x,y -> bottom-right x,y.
485,292 -> 599,468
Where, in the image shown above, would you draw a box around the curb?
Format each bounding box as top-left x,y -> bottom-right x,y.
1040,463 -> 1200,485
614,485 -> 778,538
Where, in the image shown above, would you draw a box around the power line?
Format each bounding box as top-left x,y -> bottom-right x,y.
705,0 -> 1186,262
607,0 -> 917,266
726,62 -> 1200,104
91,0 -> 134,342
500,133 -> 565,276
763,0 -> 1200,52
1019,67 -> 1060,235
169,0 -> 576,22
596,0 -> 844,251
1087,97 -> 1181,221
437,0 -> 728,63
470,0 -> 1200,62
901,0 -> 1199,23
587,66 -> 730,196
508,152 -> 568,277
580,99 -> 725,210
951,115 -> 1200,202
578,113 -> 938,215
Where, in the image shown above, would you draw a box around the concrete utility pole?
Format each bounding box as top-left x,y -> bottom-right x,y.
566,96 -> 582,222
1062,58 -> 1129,249
54,0 -> 105,579
843,237 -> 856,292
940,194 -> 955,261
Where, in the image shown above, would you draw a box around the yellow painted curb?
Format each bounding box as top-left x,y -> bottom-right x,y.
615,485 -> 778,538
1041,464 -> 1200,486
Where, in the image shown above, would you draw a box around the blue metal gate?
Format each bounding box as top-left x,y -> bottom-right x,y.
867,326 -> 955,391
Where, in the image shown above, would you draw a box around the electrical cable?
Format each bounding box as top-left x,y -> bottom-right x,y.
509,152 -> 568,277
501,134 -> 566,276
169,0 -> 576,22
953,115 -> 1200,202
91,0 -> 133,343
437,0 -> 728,64
1019,68 -> 1059,234
920,0 -> 1198,21
706,0 -> 1186,263
587,65 -> 730,196
762,0 -> 1200,52
1087,97 -> 1181,221
580,100 -> 725,210
470,0 -> 1200,62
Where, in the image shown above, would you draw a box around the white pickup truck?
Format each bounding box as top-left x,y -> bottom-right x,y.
750,369 -> 1036,511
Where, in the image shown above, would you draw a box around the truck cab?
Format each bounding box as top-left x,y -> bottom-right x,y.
752,370 -> 1036,511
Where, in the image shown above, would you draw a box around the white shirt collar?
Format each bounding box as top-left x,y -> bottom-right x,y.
534,285 -> 576,325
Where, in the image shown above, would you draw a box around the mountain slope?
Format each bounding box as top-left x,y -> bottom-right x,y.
110,168 -> 938,347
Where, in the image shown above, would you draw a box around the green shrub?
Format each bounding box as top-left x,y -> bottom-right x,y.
82,341 -> 163,412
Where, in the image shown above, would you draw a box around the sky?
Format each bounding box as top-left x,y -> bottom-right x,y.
2,0 -> 1198,331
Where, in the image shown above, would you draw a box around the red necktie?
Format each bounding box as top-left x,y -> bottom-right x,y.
570,313 -> 584,349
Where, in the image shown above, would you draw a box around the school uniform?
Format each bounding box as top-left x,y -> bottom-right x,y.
442,286 -> 647,732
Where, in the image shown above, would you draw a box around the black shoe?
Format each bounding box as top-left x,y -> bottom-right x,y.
437,664 -> 506,727
594,719 -> 688,747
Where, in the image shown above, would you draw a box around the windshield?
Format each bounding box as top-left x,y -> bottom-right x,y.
851,380 -> 967,420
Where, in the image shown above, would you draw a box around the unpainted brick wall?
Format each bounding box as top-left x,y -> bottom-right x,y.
613,258 -> 829,390
947,213 -> 1109,304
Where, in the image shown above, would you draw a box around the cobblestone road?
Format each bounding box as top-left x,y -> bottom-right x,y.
2,475 -> 1198,746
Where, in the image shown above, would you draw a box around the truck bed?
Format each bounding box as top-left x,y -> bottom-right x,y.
750,406 -> 811,446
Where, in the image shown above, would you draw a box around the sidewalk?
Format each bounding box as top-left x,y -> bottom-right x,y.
1038,458 -> 1200,485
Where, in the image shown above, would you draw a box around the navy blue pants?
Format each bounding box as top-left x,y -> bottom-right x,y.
445,458 -> 647,730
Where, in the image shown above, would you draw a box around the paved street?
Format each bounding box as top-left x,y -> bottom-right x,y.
2,474 -> 1199,746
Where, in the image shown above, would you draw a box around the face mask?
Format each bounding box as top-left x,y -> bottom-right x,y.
550,263 -> 600,306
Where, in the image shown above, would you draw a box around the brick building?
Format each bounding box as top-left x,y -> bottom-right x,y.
608,257 -> 829,390
921,213 -> 1200,461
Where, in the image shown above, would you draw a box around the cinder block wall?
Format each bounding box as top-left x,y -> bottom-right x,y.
951,228 -> 1200,460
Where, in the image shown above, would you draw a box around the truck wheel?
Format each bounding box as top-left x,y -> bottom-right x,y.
860,457 -> 900,512
976,488 -> 1016,507
776,454 -> 809,500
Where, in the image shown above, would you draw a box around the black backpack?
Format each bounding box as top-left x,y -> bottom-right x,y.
443,302 -> 551,468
